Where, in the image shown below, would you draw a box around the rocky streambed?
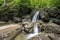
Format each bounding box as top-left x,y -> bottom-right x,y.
14,20 -> 60,40
13,7 -> 60,40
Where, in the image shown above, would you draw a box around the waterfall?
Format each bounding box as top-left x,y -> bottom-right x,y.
32,11 -> 39,34
34,23 -> 38,34
32,11 -> 39,22
25,11 -> 40,40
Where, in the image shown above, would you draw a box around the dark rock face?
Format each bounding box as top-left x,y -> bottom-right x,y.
39,7 -> 60,25
48,7 -> 58,18
39,8 -> 50,22
49,10 -> 60,25
37,8 -> 60,34
14,17 -> 22,23
52,19 -> 60,25
48,7 -> 60,19
37,20 -> 60,33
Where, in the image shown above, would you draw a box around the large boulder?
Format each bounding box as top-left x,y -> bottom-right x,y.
48,7 -> 60,19
37,20 -> 60,33
44,23 -> 60,33
22,21 -> 34,33
22,21 -> 33,28
14,17 -> 22,23
52,19 -> 60,25
39,8 -> 49,22
36,20 -> 45,32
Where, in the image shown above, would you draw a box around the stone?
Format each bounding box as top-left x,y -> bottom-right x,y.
14,17 -> 22,23
37,20 -> 47,32
39,8 -> 49,22
22,18 -> 31,23
52,19 -> 60,25
29,32 -> 58,40
39,8 -> 47,19
48,7 -> 58,17
37,20 -> 60,33
25,15 -> 31,19
44,23 -> 60,33
22,21 -> 34,33
48,7 -> 60,19
22,19 -> 28,22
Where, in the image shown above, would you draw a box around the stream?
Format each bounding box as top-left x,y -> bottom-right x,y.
15,11 -> 40,40
25,11 -> 40,40
14,10 -> 60,40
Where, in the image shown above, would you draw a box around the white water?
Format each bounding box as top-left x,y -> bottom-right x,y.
34,24 -> 38,34
25,11 -> 40,40
32,11 -> 39,22
32,11 -> 39,34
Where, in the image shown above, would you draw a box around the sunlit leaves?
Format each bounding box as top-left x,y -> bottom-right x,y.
29,0 -> 60,9
0,0 -> 60,9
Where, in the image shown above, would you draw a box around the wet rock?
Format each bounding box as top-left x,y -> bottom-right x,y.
37,20 -> 44,27
29,32 -> 58,40
44,23 -> 60,33
52,19 -> 60,25
37,20 -> 60,33
22,21 -> 33,28
56,9 -> 60,19
14,17 -> 22,23
39,8 -> 47,19
22,19 -> 27,22
22,18 -> 31,22
37,20 -> 46,32
22,15 -> 31,20
22,21 -> 34,33
48,7 -> 60,19
25,15 -> 31,19
48,33 -> 58,40
48,7 -> 58,17
39,8 -> 49,22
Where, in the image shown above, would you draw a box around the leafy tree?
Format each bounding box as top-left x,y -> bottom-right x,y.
0,0 -> 60,22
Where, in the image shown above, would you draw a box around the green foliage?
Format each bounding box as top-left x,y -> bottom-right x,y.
19,0 -> 60,9
0,0 -> 21,21
29,0 -> 60,9
0,0 -> 4,6
0,0 -> 60,9
0,0 -> 60,22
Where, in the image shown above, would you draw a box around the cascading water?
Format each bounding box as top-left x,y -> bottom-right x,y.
32,11 -> 39,34
34,24 -> 38,34
32,11 -> 39,22
25,11 -> 40,40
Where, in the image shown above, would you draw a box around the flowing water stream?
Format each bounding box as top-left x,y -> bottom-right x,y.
32,11 -> 39,34
25,11 -> 41,40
